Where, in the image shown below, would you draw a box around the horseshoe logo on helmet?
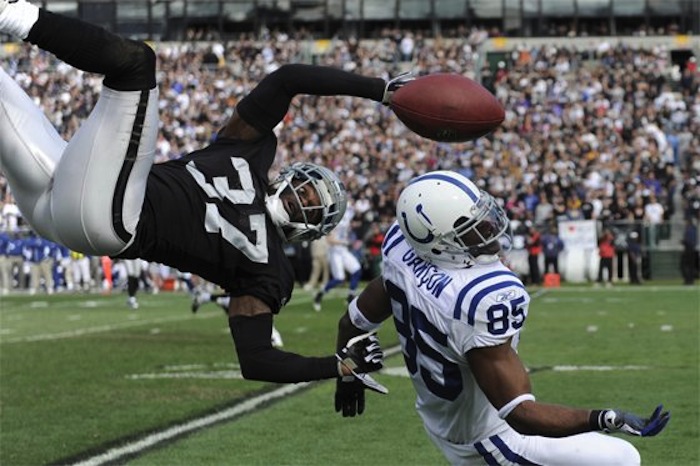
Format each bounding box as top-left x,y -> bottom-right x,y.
401,204 -> 434,244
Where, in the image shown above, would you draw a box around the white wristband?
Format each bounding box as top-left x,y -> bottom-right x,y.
498,393 -> 536,419
348,297 -> 382,332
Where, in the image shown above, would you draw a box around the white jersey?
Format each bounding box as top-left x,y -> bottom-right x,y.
330,207 -> 354,249
328,208 -> 360,278
381,221 -> 530,445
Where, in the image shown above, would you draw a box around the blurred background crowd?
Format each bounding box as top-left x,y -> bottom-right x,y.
1,26 -> 698,295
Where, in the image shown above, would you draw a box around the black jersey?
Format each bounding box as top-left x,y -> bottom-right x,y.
118,134 -> 294,313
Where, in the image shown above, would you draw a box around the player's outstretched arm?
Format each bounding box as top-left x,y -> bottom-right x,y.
468,343 -> 670,437
590,405 -> 670,437
221,64 -> 387,138
227,295 -> 384,383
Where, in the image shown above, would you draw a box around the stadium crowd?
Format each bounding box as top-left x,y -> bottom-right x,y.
1,30 -> 698,293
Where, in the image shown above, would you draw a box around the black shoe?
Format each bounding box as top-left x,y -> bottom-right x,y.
313,292 -> 322,312
191,291 -> 202,313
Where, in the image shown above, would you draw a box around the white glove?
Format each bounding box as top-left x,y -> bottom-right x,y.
382,71 -> 416,105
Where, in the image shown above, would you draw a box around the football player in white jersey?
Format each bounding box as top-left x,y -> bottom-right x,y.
313,205 -> 362,311
335,171 -> 669,465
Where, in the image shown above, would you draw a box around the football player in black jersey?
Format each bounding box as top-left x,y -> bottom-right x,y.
0,0 -> 406,384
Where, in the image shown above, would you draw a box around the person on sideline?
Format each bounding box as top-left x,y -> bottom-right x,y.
525,224 -> 542,285
597,229 -> 615,287
541,224 -> 564,275
303,236 -> 329,292
313,205 -> 362,311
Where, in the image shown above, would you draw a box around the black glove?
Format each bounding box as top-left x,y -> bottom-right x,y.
336,332 -> 383,374
335,376 -> 365,417
336,332 -> 388,394
593,404 -> 670,437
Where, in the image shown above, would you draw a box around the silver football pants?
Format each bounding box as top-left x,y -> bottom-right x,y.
0,67 -> 158,255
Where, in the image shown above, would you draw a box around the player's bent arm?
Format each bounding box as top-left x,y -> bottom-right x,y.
228,295 -> 340,382
336,277 -> 392,350
467,342 -> 591,437
218,111 -> 262,141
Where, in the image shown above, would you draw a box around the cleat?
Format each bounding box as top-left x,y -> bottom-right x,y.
191,291 -> 202,313
191,290 -> 212,314
127,296 -> 139,309
313,291 -> 322,312
271,326 -> 284,348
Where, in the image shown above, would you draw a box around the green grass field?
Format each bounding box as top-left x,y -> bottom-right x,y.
1,284 -> 698,466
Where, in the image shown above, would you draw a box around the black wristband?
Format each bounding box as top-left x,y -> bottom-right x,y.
589,410 -> 605,431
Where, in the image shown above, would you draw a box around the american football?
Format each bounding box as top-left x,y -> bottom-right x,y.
389,73 -> 505,142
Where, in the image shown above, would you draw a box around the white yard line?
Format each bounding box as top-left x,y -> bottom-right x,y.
67,344 -> 405,466
1,312 -> 220,344
68,382 -> 311,466
0,295 -> 320,344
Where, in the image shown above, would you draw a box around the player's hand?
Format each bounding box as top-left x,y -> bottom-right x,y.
335,376 -> 365,417
336,332 -> 388,395
336,332 -> 383,373
598,405 -> 670,436
382,71 -> 416,105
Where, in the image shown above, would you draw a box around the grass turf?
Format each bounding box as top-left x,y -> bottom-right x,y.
1,284 -> 698,465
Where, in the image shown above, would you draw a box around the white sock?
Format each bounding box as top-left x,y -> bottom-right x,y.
0,0 -> 40,40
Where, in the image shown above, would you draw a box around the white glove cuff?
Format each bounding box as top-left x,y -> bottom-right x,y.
498,393 -> 536,419
348,298 -> 382,332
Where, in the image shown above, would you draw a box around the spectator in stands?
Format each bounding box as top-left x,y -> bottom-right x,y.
1,194 -> 21,232
597,229 -> 616,287
644,193 -> 665,245
534,192 -> 554,225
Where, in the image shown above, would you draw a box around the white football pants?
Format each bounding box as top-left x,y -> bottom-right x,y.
426,427 -> 641,466
328,245 -> 361,280
0,67 -> 158,255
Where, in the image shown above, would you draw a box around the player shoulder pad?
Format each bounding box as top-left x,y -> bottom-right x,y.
452,269 -> 528,327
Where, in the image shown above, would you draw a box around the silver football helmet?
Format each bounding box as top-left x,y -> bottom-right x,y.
266,162 -> 347,242
396,170 -> 512,268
